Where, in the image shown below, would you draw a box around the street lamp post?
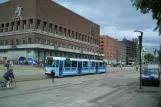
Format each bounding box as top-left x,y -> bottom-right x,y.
134,30 -> 143,89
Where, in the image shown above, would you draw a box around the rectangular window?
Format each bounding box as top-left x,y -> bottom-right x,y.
11,22 -> 14,31
43,40 -> 47,45
79,33 -> 81,40
85,35 -> 87,42
16,39 -> 19,45
43,22 -> 47,31
22,39 -> 26,44
54,25 -> 57,34
72,61 -> 77,67
0,40 -> 2,45
68,44 -> 71,49
72,31 -> 74,38
49,24 -> 52,32
64,28 -> 66,36
65,60 -> 71,67
28,38 -> 31,44
36,38 -> 40,44
29,19 -> 33,29
68,30 -> 71,38
1,24 -> 4,32
6,23 -> 9,32
23,20 -> 26,30
11,40 -> 13,45
92,62 -> 95,67
83,61 -> 88,67
17,21 -> 20,30
90,37 -> 92,43
5,40 -> 8,45
56,60 -> 59,67
37,20 -> 41,30
99,62 -> 103,67
71,45 -> 74,49
46,59 -> 53,67
82,35 -> 84,41
50,52 -> 52,56
59,27 -> 62,35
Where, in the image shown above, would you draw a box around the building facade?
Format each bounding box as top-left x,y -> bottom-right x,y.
100,35 -> 116,63
0,0 -> 103,62
132,38 -> 140,63
123,38 -> 138,63
116,41 -> 126,62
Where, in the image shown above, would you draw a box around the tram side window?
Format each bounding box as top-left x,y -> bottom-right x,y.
72,61 -> 77,67
55,60 -> 59,67
65,60 -> 71,67
83,61 -> 88,67
99,62 -> 103,67
92,62 -> 95,67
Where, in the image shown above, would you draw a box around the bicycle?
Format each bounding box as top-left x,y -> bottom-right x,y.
0,78 -> 16,91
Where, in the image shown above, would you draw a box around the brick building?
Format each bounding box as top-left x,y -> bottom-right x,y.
0,0 -> 103,62
116,41 -> 126,62
100,35 -> 116,63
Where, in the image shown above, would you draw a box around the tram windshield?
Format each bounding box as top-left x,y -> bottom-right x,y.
46,59 -> 53,67
46,57 -> 54,67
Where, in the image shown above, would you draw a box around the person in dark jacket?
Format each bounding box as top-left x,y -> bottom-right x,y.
3,69 -> 15,88
51,70 -> 55,84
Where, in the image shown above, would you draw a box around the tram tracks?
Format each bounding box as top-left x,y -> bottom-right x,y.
0,70 -> 135,99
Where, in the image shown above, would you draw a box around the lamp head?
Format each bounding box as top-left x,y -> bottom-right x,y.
134,30 -> 143,35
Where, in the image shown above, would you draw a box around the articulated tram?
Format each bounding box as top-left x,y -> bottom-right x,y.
45,56 -> 107,77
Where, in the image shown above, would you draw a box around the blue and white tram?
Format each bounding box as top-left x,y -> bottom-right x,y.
90,60 -> 107,73
45,56 -> 107,77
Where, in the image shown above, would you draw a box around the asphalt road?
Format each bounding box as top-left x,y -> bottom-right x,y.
0,67 -> 161,107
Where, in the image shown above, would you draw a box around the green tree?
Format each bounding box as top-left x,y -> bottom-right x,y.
158,50 -> 161,64
126,56 -> 129,65
144,53 -> 154,63
132,0 -> 161,35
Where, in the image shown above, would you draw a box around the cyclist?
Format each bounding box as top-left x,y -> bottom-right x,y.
3,69 -> 15,88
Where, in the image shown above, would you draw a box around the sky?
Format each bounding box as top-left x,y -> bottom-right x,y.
0,0 -> 161,54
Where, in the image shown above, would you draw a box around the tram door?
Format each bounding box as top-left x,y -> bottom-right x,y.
59,61 -> 63,77
96,62 -> 98,73
78,62 -> 82,75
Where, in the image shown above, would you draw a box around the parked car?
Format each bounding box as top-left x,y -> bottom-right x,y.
141,68 -> 160,86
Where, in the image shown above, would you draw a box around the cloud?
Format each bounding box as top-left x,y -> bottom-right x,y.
0,0 -> 7,3
54,0 -> 161,53
0,0 -> 160,54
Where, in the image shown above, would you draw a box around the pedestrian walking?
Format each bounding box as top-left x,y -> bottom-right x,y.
6,60 -> 10,70
136,66 -> 138,71
20,60 -> 23,66
51,70 -> 55,84
10,60 -> 13,69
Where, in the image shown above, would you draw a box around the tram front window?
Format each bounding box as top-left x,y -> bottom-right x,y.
46,59 -> 55,67
46,59 -> 52,67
